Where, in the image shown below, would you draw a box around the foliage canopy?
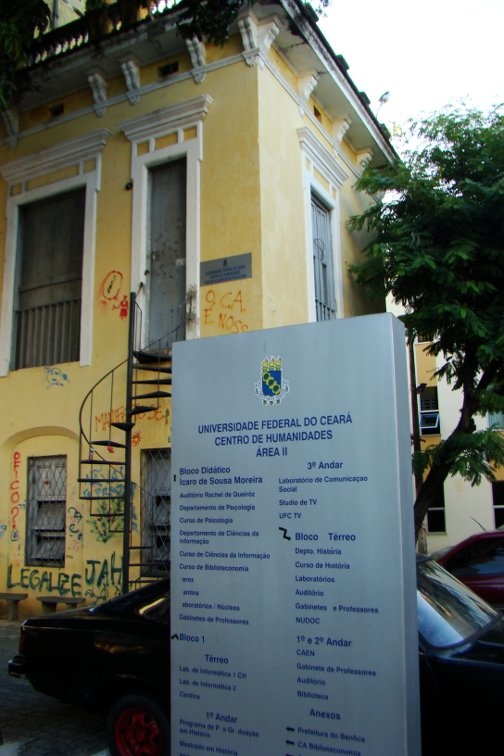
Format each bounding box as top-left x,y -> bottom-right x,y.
350,107 -> 504,537
0,0 -> 50,110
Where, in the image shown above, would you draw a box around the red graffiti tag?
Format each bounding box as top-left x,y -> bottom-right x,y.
10,451 -> 21,541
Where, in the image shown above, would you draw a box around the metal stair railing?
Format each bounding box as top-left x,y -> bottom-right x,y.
78,292 -> 183,593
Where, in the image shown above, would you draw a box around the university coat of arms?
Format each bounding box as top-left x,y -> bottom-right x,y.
255,356 -> 289,405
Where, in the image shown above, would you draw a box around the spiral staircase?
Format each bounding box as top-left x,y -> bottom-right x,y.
78,292 -> 180,593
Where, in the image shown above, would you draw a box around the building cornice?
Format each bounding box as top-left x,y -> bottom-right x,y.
0,129 -> 111,185
119,95 -> 214,143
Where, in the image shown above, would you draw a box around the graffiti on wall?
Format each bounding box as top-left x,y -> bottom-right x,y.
44,366 -> 70,388
10,451 -> 23,543
90,499 -> 125,543
203,288 -> 250,333
7,551 -> 123,602
99,270 -> 129,319
81,465 -> 126,501
118,295 -> 129,320
67,505 -> 83,552
94,405 -> 170,433
81,465 -> 137,542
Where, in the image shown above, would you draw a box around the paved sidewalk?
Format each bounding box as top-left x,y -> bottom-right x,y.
0,620 -> 109,755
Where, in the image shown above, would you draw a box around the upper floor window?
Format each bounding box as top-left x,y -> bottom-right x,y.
311,195 -> 336,322
14,188 -> 85,369
120,96 -> 212,347
147,159 -> 187,348
419,386 -> 440,435
0,129 -> 109,375
297,128 -> 347,323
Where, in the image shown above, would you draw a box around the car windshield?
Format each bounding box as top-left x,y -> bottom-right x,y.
92,579 -> 170,624
417,558 -> 498,649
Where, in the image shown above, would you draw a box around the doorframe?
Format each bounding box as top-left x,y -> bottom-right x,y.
121,96 -> 214,344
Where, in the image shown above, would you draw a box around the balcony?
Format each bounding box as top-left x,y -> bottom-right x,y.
27,1 -> 179,67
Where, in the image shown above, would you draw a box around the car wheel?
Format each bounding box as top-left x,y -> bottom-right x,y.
107,693 -> 170,756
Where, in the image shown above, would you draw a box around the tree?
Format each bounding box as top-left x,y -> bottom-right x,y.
349,106 -> 504,540
0,0 -> 50,109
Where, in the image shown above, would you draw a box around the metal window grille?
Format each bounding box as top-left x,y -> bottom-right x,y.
26,456 -> 67,566
311,195 -> 336,322
15,298 -> 81,369
140,449 -> 171,577
14,188 -> 84,369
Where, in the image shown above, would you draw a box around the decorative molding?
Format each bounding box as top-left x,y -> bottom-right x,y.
333,116 -> 352,144
186,36 -> 206,83
87,71 -> 108,117
1,109 -> 19,148
298,72 -> 318,102
238,11 -> 280,68
297,71 -> 319,115
121,58 -> 141,105
0,129 -> 111,186
120,95 -> 214,143
297,127 -> 349,189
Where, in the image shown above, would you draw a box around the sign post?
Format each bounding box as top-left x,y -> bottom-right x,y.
171,314 -> 420,755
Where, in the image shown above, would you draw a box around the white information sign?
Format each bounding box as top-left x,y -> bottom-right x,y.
171,315 -> 420,756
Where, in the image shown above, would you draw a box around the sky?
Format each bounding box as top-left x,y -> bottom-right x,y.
319,0 -> 503,138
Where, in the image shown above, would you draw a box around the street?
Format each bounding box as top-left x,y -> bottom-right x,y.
0,620 -> 108,755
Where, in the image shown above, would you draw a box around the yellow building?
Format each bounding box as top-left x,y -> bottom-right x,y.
411,341 -> 504,552
0,0 -> 395,617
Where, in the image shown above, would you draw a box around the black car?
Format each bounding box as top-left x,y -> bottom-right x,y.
8,561 -> 504,755
8,579 -> 171,756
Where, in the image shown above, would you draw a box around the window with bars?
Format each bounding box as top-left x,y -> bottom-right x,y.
26,456 -> 67,567
141,449 -> 171,577
311,195 -> 336,322
13,188 -> 85,369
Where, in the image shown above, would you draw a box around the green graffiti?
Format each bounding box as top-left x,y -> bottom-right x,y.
6,552 -> 123,599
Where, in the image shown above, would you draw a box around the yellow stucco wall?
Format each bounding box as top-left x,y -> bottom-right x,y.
0,18 -> 387,616
415,342 -> 437,387
199,62 -> 263,337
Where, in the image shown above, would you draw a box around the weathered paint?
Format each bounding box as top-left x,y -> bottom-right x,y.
0,4 -> 389,616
